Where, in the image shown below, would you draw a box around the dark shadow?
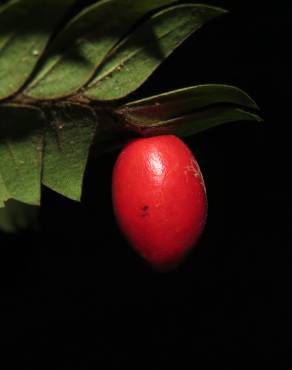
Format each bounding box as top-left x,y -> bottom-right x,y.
0,199 -> 40,233
0,106 -> 44,139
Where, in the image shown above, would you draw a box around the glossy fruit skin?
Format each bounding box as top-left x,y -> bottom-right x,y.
112,135 -> 208,271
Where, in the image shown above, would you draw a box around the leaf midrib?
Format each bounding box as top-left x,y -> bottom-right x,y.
88,13 -> 194,88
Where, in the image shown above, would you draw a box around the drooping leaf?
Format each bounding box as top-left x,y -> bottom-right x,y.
42,104 -> 98,201
25,0 -> 175,100
117,84 -> 259,124
0,1 -> 263,211
85,4 -> 227,101
0,199 -> 39,233
0,105 -> 44,206
0,0 -> 75,100
127,106 -> 263,137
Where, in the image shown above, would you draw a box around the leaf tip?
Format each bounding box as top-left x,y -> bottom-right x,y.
256,115 -> 264,122
201,4 -> 229,15
239,109 -> 264,123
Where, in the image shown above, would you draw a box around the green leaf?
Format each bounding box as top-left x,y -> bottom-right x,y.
42,104 -> 97,201
0,199 -> 39,233
25,0 -> 175,100
85,4 -> 227,101
0,105 -> 44,206
0,1 -> 262,207
117,84 -> 259,123
128,106 -> 263,137
0,0 -> 75,100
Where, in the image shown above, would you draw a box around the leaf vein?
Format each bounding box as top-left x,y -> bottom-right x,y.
90,17 -> 195,88
0,32 -> 17,57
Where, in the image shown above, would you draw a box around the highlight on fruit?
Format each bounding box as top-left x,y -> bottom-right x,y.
112,135 -> 208,271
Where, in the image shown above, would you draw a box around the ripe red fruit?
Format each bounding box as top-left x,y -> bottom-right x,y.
112,135 -> 207,271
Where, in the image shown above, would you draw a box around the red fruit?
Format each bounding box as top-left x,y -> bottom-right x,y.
112,135 -> 207,271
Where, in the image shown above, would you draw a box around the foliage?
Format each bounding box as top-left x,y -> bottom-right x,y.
0,0 -> 262,231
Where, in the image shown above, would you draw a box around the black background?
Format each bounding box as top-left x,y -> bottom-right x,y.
0,1 -> 290,368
